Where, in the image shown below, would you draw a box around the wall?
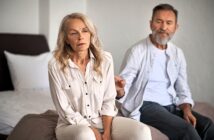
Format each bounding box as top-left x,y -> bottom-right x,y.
0,0 -> 39,34
48,0 -> 86,50
0,0 -> 214,105
87,0 -> 214,105
0,0 -> 86,50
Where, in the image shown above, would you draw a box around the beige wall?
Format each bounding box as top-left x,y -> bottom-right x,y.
87,0 -> 214,106
0,0 -> 214,106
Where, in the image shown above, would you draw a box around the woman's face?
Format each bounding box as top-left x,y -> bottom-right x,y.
66,18 -> 91,53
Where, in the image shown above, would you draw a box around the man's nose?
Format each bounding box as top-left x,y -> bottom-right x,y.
160,22 -> 167,31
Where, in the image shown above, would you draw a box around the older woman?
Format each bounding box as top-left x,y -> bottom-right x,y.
48,13 -> 151,140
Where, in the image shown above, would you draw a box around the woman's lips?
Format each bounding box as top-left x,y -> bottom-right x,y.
77,43 -> 85,46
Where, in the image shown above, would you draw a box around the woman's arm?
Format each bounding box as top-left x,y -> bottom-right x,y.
102,115 -> 113,140
100,52 -> 118,139
100,53 -> 118,116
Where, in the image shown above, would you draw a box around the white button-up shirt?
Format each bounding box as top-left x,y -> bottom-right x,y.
119,36 -> 194,121
48,51 -> 117,129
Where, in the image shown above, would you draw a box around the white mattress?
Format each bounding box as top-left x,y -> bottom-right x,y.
0,89 -> 55,134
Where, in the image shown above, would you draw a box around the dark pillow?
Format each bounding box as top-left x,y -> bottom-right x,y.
7,110 -> 58,140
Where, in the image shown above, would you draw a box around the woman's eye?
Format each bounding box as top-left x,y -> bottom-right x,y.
70,32 -> 78,35
82,29 -> 89,33
82,27 -> 89,32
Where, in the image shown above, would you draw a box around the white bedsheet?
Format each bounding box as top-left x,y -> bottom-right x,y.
0,89 -> 55,134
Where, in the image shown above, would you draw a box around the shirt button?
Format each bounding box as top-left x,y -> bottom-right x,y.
88,116 -> 91,118
87,104 -> 90,107
86,93 -> 88,95
85,81 -> 87,84
84,116 -> 87,118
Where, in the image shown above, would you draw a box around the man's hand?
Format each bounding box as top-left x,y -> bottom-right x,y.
114,76 -> 126,98
179,103 -> 197,127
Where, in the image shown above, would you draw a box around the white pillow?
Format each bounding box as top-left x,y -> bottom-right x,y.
4,51 -> 53,91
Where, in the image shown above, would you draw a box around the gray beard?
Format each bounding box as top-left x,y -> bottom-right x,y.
152,30 -> 174,45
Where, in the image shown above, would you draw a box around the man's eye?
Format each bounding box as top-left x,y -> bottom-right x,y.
167,22 -> 173,25
155,20 -> 162,24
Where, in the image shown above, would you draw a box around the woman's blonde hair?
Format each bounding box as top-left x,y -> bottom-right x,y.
54,13 -> 103,75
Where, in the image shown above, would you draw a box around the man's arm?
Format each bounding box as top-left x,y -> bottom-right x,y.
175,49 -> 196,127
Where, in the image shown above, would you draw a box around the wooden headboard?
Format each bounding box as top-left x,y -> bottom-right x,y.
0,33 -> 50,91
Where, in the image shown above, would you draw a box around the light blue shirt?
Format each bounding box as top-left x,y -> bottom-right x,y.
143,45 -> 172,106
118,36 -> 194,121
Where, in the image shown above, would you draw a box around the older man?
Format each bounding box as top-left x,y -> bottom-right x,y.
115,3 -> 214,140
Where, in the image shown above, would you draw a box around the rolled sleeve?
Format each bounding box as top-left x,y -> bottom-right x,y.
100,99 -> 118,116
174,49 -> 194,107
101,53 -> 118,116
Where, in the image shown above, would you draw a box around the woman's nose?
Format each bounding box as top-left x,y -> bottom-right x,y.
78,32 -> 84,40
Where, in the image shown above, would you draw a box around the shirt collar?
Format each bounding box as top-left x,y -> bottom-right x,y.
68,49 -> 95,68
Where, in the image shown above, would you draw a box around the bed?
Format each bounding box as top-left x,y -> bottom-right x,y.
0,33 -> 214,140
0,33 -> 55,139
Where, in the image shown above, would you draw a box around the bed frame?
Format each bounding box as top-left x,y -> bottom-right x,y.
0,33 -> 50,140
0,33 -> 50,91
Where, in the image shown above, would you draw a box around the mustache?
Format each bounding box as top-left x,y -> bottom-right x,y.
157,29 -> 168,34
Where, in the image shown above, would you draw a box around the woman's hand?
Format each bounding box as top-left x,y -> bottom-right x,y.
90,127 -> 102,140
102,131 -> 111,140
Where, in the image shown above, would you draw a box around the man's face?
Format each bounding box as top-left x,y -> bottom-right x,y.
150,10 -> 178,45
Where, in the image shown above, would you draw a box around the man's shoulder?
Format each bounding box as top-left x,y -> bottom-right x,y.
130,38 -> 148,52
132,38 -> 147,47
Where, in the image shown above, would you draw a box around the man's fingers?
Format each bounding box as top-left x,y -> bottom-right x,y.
185,116 -> 190,124
190,116 -> 197,128
119,80 -> 125,87
184,114 -> 197,128
114,76 -> 121,81
115,76 -> 125,88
